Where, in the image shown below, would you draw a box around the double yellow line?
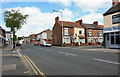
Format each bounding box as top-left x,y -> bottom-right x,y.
24,55 -> 46,77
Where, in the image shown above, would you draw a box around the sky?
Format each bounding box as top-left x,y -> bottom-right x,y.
0,0 -> 114,37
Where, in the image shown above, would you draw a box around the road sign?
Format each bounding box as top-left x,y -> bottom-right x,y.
8,39 -> 10,41
71,35 -> 73,39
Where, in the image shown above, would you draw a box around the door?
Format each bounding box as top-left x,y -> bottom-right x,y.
105,33 -> 110,48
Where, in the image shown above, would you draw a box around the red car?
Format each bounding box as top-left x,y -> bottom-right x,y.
34,42 -> 39,46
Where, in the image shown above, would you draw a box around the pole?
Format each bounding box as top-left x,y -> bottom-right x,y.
61,12 -> 63,47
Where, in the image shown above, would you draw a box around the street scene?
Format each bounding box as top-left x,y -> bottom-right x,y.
0,0 -> 120,77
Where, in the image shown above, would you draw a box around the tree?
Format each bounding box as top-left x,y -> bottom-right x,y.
17,37 -> 23,41
4,9 -> 28,49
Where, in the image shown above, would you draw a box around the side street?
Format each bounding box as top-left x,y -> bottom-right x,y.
0,0 -> 120,76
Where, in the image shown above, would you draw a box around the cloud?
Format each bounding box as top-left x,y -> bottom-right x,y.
76,12 -> 103,25
73,0 -> 112,12
5,7 -> 74,37
48,0 -> 71,7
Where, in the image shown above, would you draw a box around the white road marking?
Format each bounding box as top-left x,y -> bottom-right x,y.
17,50 -> 21,57
58,52 -> 64,54
58,52 -> 77,56
49,50 -> 53,51
94,58 -> 120,65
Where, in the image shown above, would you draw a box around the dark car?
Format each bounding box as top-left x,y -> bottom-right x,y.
16,42 -> 21,46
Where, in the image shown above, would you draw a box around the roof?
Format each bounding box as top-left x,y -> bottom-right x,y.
58,21 -> 84,28
82,23 -> 103,29
103,2 -> 120,16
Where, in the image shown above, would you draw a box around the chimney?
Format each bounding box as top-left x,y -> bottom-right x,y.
55,16 -> 59,23
93,21 -> 98,25
112,0 -> 119,6
75,19 -> 82,25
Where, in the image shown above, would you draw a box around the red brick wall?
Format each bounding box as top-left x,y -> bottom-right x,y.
52,22 -> 62,45
86,29 -> 103,45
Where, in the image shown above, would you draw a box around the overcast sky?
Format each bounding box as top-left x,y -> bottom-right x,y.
0,0 -> 115,37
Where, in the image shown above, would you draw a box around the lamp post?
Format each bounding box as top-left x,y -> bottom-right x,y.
53,10 -> 63,47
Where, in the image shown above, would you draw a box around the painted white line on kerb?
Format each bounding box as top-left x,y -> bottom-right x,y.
17,50 -> 21,57
94,58 -> 120,65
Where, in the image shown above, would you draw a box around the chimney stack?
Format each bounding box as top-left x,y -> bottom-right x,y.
75,19 -> 83,25
93,21 -> 98,25
55,16 -> 59,23
112,0 -> 119,6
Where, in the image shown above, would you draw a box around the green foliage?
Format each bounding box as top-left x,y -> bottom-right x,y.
4,9 -> 28,48
18,37 -> 23,41
4,9 -> 28,31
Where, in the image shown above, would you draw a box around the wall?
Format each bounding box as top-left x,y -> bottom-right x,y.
74,27 -> 85,43
52,22 -> 62,45
104,12 -> 120,28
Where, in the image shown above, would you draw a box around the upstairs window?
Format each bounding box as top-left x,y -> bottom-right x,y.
89,29 -> 92,36
112,14 -> 120,24
79,30 -> 82,35
64,28 -> 68,35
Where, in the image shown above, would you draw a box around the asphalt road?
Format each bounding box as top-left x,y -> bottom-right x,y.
19,44 -> 119,75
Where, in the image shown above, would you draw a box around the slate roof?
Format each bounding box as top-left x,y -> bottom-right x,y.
82,23 -> 103,30
103,2 -> 120,16
58,21 -> 84,28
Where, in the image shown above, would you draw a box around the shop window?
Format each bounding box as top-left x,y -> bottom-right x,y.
107,34 -> 109,41
111,33 -> 114,44
116,32 -> 120,44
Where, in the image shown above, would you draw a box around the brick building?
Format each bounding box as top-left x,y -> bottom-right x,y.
0,26 -> 6,46
29,34 -> 36,44
37,29 -> 52,45
52,17 -> 85,46
103,0 -> 120,48
79,20 -> 104,45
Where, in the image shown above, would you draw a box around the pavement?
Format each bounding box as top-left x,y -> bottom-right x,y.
53,45 -> 120,54
19,44 -> 119,76
1,44 -> 32,75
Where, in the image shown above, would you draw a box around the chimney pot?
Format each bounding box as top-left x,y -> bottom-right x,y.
55,16 -> 59,23
75,19 -> 82,25
112,0 -> 119,6
93,21 -> 98,25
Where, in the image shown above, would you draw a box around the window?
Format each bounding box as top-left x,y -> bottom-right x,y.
64,28 -> 68,35
100,30 -> 102,36
112,14 -> 120,24
75,33 -> 77,37
64,36 -> 70,44
111,33 -> 114,44
89,29 -> 92,36
79,30 -> 82,35
116,32 -> 120,44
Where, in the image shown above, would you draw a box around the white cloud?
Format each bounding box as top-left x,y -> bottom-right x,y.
48,0 -> 71,7
73,0 -> 112,12
76,12 -> 103,25
5,7 -> 74,37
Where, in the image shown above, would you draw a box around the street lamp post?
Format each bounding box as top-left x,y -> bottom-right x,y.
53,10 -> 63,47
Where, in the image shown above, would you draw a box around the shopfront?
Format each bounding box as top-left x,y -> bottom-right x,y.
104,26 -> 120,48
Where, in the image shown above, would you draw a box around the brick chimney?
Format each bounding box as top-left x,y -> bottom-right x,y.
75,19 -> 82,25
112,0 -> 119,6
93,21 -> 98,25
55,16 -> 59,23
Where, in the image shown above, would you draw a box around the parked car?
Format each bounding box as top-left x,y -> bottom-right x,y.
43,41 -> 51,47
16,42 -> 21,46
34,42 -> 39,46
